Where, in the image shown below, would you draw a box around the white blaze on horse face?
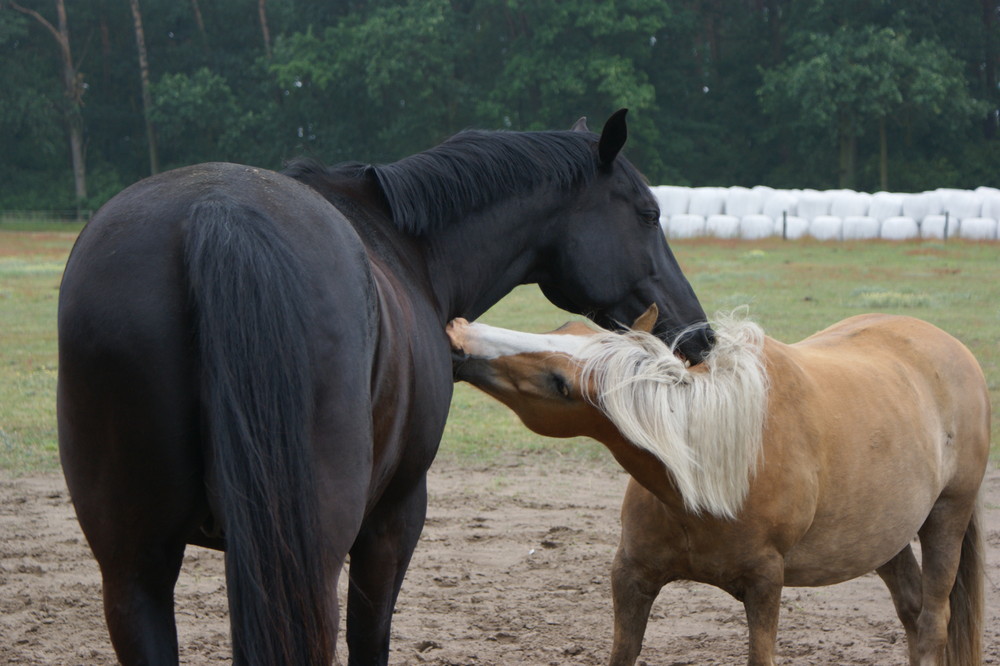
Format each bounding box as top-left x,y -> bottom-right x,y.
447,319 -> 592,360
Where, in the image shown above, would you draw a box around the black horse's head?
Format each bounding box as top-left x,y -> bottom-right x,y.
534,110 -> 714,363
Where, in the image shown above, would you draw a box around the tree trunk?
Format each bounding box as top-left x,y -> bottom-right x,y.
837,113 -> 857,189
190,0 -> 208,51
878,115 -> 888,191
259,0 -> 271,58
10,0 -> 87,214
128,0 -> 158,175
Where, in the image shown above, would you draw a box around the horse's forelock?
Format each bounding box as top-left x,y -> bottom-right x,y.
579,315 -> 769,519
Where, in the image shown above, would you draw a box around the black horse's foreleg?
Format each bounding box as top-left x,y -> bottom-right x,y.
345,475 -> 428,666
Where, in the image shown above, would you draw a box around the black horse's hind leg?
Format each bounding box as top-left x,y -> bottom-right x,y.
98,539 -> 187,665
346,474 -> 428,665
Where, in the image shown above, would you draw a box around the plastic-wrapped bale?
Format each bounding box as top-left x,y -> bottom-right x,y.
902,191 -> 942,222
808,215 -> 842,240
652,185 -> 690,217
668,214 -> 706,239
867,192 -> 904,221
797,191 -> 832,221
957,217 -> 998,240
939,189 -> 982,219
762,191 -> 798,220
688,187 -> 726,217
725,186 -> 764,217
706,214 -> 740,238
782,215 -> 809,239
842,216 -> 880,239
880,216 -> 919,240
830,190 -> 871,217
920,215 -> 956,239
978,190 -> 1000,221
740,214 -> 776,239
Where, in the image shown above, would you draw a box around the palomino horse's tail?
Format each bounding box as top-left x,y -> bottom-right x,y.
946,501 -> 984,665
185,199 -> 332,666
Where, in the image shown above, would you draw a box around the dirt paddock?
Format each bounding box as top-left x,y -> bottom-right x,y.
2,457 -> 998,665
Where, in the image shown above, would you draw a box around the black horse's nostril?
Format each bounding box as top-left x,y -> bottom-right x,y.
677,324 -> 715,365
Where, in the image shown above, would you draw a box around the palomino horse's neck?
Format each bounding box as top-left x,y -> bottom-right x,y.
423,199 -> 560,323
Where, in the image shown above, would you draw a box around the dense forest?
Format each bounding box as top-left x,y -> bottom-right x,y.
2,0 -> 998,214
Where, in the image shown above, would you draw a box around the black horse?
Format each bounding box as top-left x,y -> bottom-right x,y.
57,110 -> 713,665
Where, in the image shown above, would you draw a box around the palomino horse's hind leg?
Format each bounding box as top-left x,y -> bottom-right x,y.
345,474 -> 428,666
876,544 -> 922,664
913,498 -> 976,665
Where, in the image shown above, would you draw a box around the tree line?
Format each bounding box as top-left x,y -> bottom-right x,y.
1,0 -> 997,214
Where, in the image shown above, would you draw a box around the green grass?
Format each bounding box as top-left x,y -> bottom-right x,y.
1,230 -> 998,474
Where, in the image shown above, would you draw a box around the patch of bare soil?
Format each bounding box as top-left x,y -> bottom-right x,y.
2,459 -> 999,665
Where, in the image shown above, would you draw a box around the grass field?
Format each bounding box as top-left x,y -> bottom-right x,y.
1,227 -> 997,474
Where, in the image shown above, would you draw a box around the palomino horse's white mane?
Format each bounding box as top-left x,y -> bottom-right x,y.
579,314 -> 768,519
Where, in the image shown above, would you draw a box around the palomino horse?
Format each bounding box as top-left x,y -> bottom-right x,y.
448,307 -> 988,665
57,111 -> 715,666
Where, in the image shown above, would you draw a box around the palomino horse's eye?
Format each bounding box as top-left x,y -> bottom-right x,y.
550,373 -> 571,398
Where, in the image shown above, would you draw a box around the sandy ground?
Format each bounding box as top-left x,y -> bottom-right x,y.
2,457 -> 998,665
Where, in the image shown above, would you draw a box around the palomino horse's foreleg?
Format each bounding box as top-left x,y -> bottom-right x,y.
345,475 -> 428,666
739,557 -> 784,666
608,545 -> 667,666
876,544 -> 922,664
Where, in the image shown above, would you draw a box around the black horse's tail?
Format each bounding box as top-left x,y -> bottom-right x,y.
184,199 -> 332,666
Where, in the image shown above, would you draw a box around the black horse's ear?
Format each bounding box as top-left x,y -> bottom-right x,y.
571,116 -> 589,132
598,108 -> 628,167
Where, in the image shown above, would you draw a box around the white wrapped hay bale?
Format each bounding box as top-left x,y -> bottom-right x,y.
668,214 -> 706,239
880,216 -> 919,240
939,189 -> 982,219
706,214 -> 740,238
958,217 -> 998,240
901,191 -> 942,222
762,191 -> 798,220
652,185 -> 690,217
867,192 -> 904,221
797,191 -> 832,221
979,191 -> 1000,220
830,190 -> 871,217
725,187 -> 764,217
920,214 -> 956,239
842,216 -> 880,239
782,215 -> 809,239
808,215 -> 842,240
689,187 -> 726,217
740,214 -> 776,239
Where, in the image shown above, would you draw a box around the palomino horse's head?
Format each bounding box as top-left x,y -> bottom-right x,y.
449,306 -> 769,519
534,110 -> 714,364
446,308 -> 661,439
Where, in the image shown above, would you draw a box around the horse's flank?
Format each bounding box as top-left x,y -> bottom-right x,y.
579,315 -> 768,519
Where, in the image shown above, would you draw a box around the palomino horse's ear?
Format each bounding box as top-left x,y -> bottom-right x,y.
631,304 -> 658,333
571,117 -> 589,132
598,108 -> 628,167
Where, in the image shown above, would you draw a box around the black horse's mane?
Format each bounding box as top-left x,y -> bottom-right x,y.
284,130 -> 646,236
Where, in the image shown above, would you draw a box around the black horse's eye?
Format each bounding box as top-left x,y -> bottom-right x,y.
550,373 -> 571,398
639,209 -> 660,225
